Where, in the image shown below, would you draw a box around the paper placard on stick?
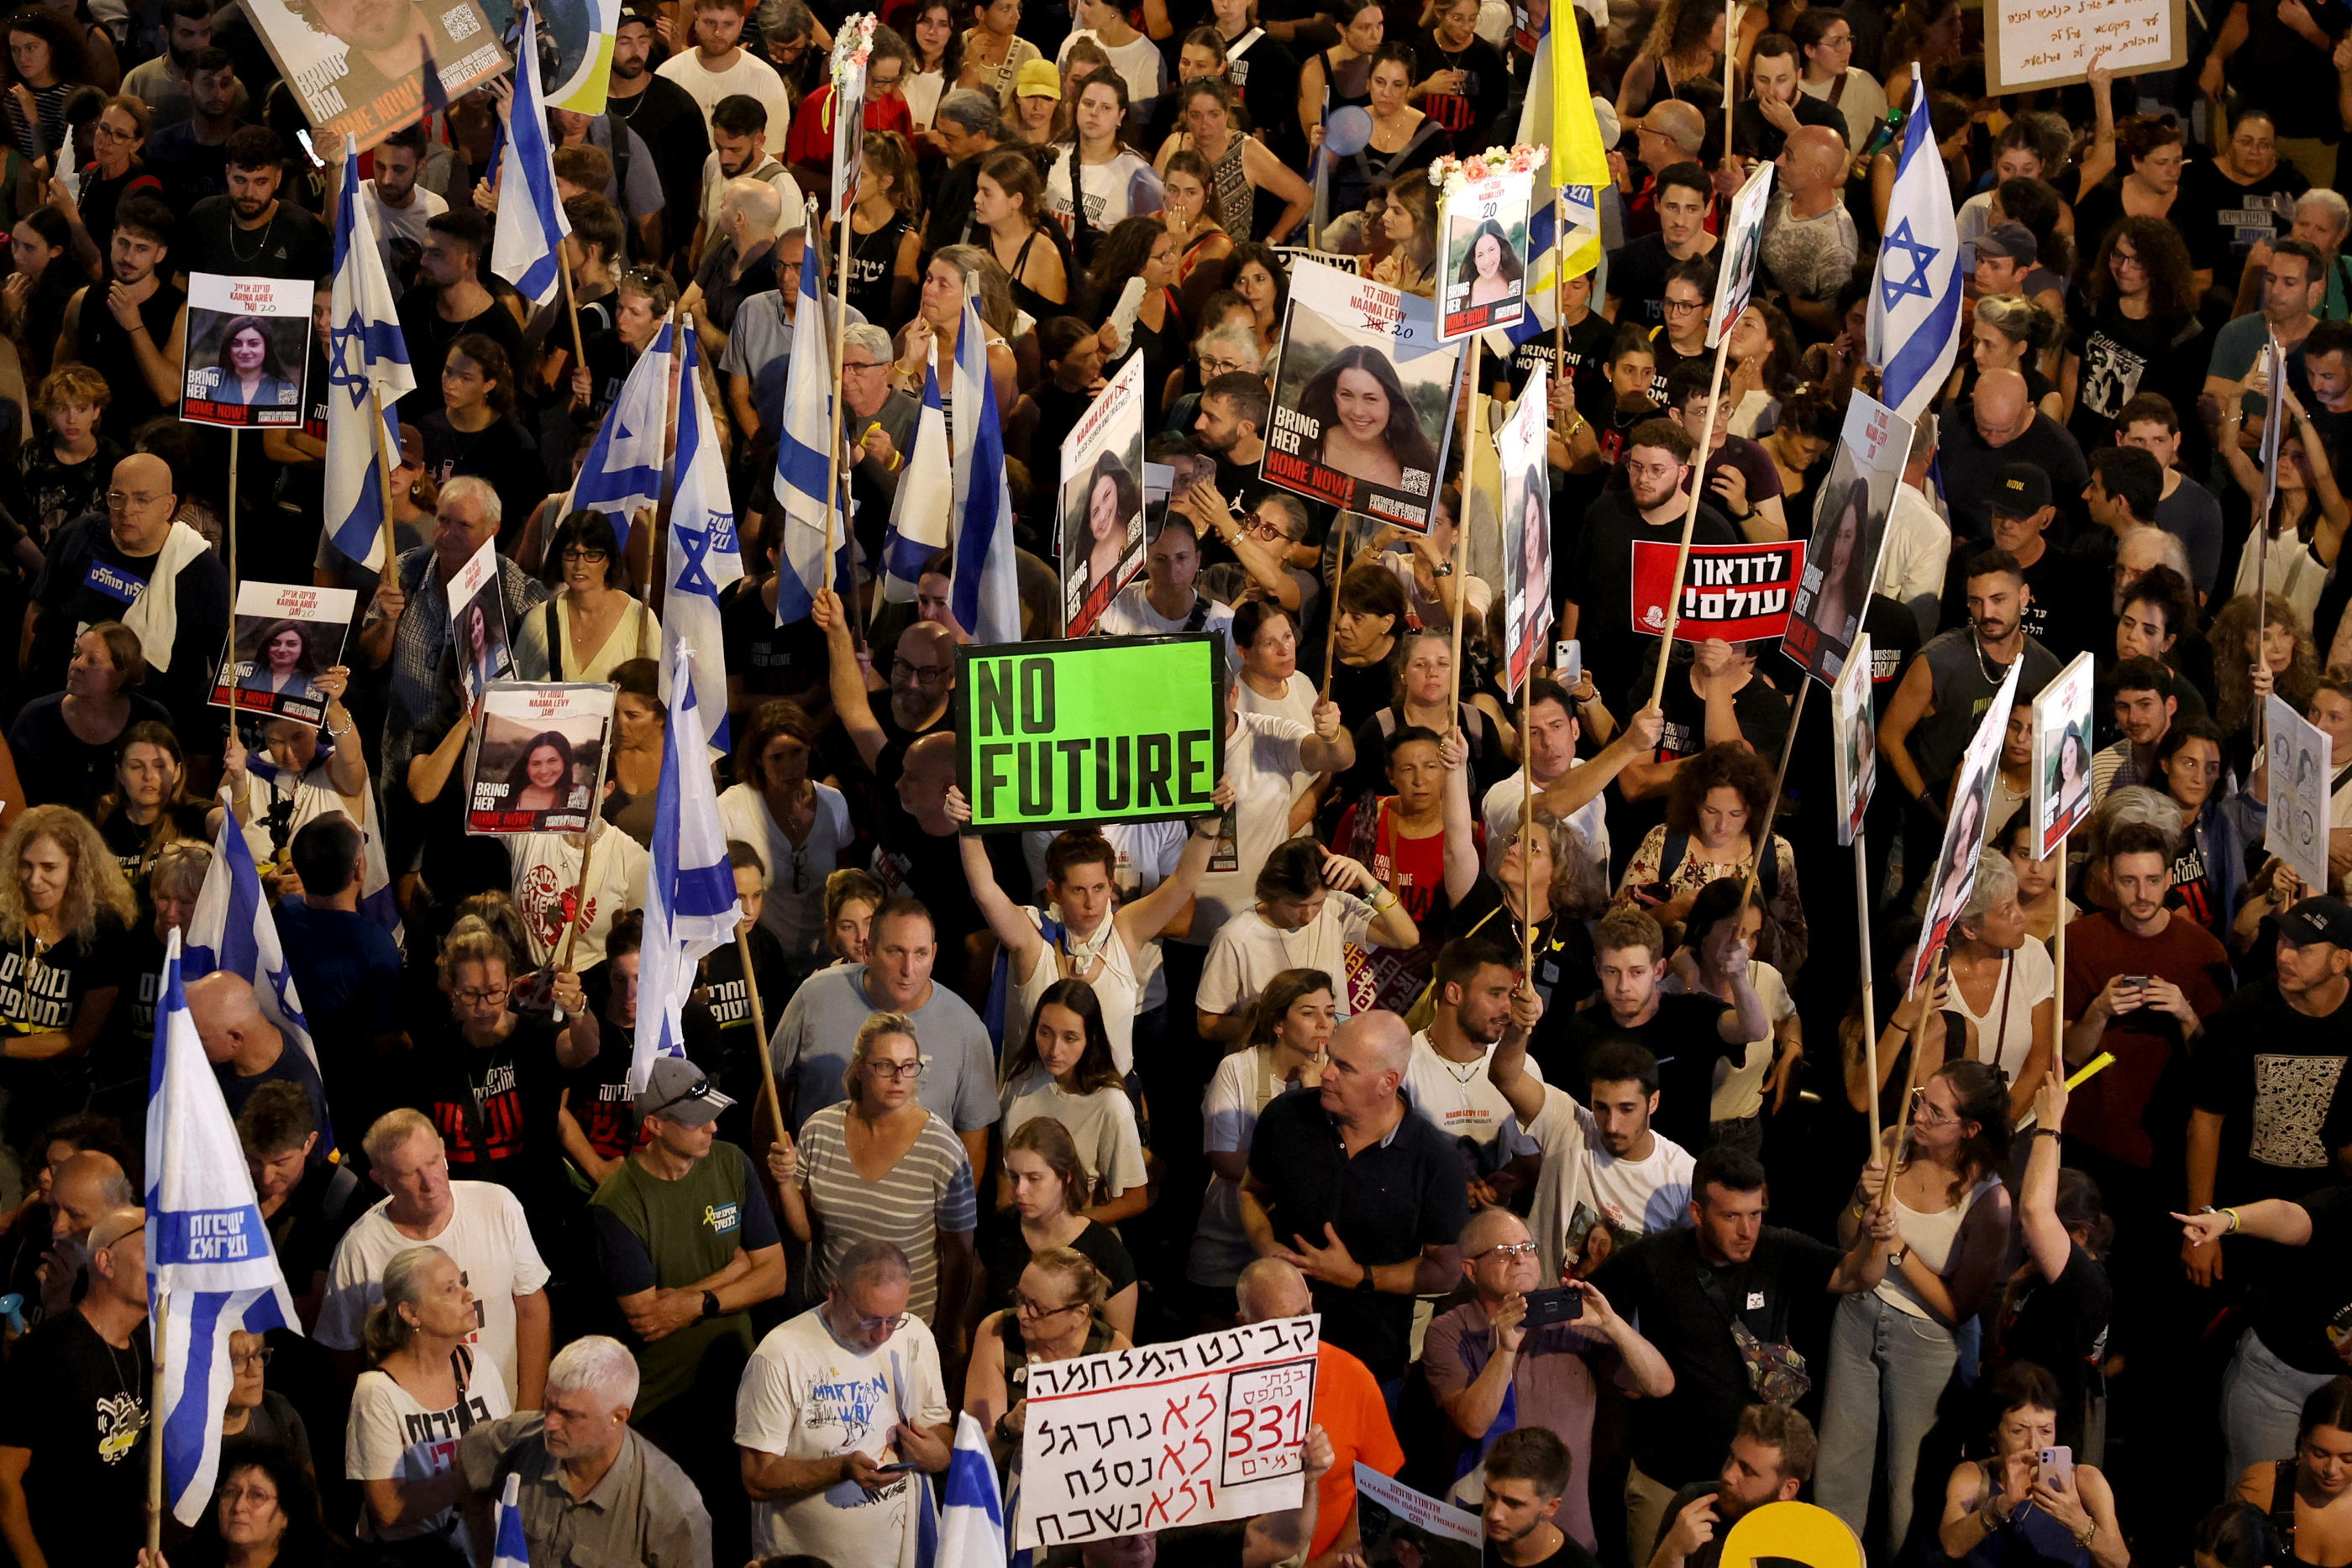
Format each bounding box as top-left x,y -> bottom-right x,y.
1060,354 -> 1147,637
463,680 -> 615,836
1015,1315 -> 1320,1550
1986,0 -> 2185,93
239,0 -> 507,151
1437,167 -> 1533,342
1261,260 -> 1463,532
1832,632 -> 1876,847
1709,161 -> 1776,348
2265,694 -> 2333,895
1782,392 -> 1913,684
1912,657 -> 2022,990
1630,539 -> 1807,644
954,637 -> 1227,832
447,538 -> 513,710
208,581 -> 357,725
1499,364 -> 1552,695
2031,653 -> 2097,859
1272,246 -> 1362,275
181,275 -> 312,429
504,0 -> 624,113
1354,1465 -> 1483,1567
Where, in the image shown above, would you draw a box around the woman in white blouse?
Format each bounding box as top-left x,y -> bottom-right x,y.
718,699 -> 850,957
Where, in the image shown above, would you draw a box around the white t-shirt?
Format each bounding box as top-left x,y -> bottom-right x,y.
1237,669 -> 1321,805
1000,1066 -> 1150,1200
1945,939 -> 2053,1087
1198,894 -> 1374,1020
1094,583 -> 1236,663
1191,1044 -> 1294,1287
367,181 -> 447,289
1187,712 -> 1310,946
658,46 -> 793,133
1404,1030 -> 1542,1157
1799,66 -> 1887,152
507,823 -> 649,973
697,151 -> 809,240
1483,767 -> 1610,889
344,1352 -> 512,1544
1881,485 -> 1952,615
719,780 -> 853,957
315,1183 -> 552,1407
1054,29 -> 1167,110
1045,146 -> 1166,233
1384,550 -> 1494,635
1584,1118 -> 1696,1240
735,1308 -> 953,1567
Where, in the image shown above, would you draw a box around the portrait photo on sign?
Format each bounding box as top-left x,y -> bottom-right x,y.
465,682 -> 616,836
478,0 -> 614,110
1710,161 -> 1776,346
1914,663 -> 2020,988
208,581 -> 358,726
1831,632 -> 1876,847
2265,694 -> 2333,894
1498,363 -> 1552,694
447,538 -> 513,709
1262,287 -> 1459,530
1782,393 -> 1910,683
240,0 -> 508,150
2032,652 -> 2097,858
1439,174 -> 1530,340
181,275 -> 313,428
1059,355 -> 1148,637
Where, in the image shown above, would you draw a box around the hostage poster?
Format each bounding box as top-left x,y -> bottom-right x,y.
1437,165 -> 1531,341
181,274 -> 312,428
1499,363 -> 1552,694
208,581 -> 357,725
239,0 -> 507,151
465,680 -> 615,836
1782,391 -> 1912,684
1060,353 -> 1147,636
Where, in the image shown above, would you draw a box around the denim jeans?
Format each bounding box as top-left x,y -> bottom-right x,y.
1815,1291 -> 1962,1556
2222,1329 -> 2337,1487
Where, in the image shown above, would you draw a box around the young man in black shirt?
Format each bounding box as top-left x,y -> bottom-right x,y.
1938,464 -> 2103,662
171,127 -> 329,286
1483,1428 -> 1605,1568
1564,418 -> 1738,700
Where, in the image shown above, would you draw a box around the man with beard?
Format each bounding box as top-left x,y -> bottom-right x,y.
602,4 -> 710,270
55,195 -> 184,440
278,0 -> 500,139
1936,464 -> 2103,660
393,207 -> 528,417
120,0 -> 247,128
1193,370 -> 1272,504
1405,940 -> 1547,1204
692,94 -> 804,269
1648,1407 -> 1820,1568
349,121 -> 445,293
139,46 -> 241,213
1562,418 -> 1737,700
173,126 -> 328,286
1727,34 -> 1844,163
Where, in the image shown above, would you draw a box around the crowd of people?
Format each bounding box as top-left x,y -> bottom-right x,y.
0,0 -> 2346,1565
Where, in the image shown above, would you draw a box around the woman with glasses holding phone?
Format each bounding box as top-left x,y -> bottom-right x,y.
769,1011 -> 980,1328
719,698 -> 851,957
963,1245 -> 1131,1477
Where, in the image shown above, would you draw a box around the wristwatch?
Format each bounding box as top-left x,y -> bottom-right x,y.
1354,1264 -> 1375,1293
701,1289 -> 721,1319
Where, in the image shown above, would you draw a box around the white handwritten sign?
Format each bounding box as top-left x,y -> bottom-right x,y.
1015,1314 -> 1319,1550
1985,0 -> 2184,93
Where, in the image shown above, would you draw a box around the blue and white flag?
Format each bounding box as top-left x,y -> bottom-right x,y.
879,355 -> 950,606
490,3 -> 571,307
632,637 -> 743,1093
930,1412 -> 1009,1567
184,803 -> 326,1152
772,218 -> 853,625
145,929 -> 300,1526
948,295 -> 1021,643
664,321 -> 745,758
563,319 -> 674,550
491,1471 -> 530,1568
326,134 -> 414,571
1866,66 -> 1962,422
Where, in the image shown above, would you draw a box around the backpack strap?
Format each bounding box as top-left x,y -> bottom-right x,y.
1183,595 -> 1213,632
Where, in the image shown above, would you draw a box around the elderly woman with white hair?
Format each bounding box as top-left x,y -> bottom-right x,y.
453,1335 -> 713,1567
1928,852 -> 2055,1123
2237,187 -> 2352,318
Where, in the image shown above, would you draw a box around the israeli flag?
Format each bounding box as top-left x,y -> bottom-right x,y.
325,134 -> 415,571
1866,66 -> 1962,422
772,215 -> 853,625
631,637 -> 743,1093
184,804 -> 328,1153
879,354 -> 950,606
929,1412 -> 1009,1566
491,1471 -> 530,1568
564,319 -> 675,551
663,321 -> 745,758
490,3 -> 571,306
948,294 -> 1021,643
145,929 -> 300,1526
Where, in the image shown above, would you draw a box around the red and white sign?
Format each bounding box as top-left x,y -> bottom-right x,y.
1630,539 -> 1807,644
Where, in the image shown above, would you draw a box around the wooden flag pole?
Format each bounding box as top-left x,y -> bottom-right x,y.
1446,339 -> 1479,737
1856,835 -> 1881,1147
1724,6 -> 1742,168
2051,823 -> 2070,1057
554,732 -> 616,977
742,928 -> 790,1153
559,241 -> 589,385
367,387 -> 399,571
1319,511 -> 1354,700
1520,676 -> 1535,979
1735,680 -> 1811,911
2254,333 -> 2278,753
823,197 -> 852,598
1646,330 -> 1738,709
145,1293 -> 167,1560
225,428 -> 239,606
1880,948 -> 1945,1204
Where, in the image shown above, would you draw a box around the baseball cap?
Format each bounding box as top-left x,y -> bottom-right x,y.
2280,896 -> 2352,948
1976,222 -> 2038,266
1016,60 -> 1062,99
633,1057 -> 735,1126
1990,463 -> 2050,518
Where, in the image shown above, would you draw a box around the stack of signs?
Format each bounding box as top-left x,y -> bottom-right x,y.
1437,164 -> 1533,341
2265,694 -> 2334,895
1261,260 -> 1464,531
210,583 -> 356,726
180,275 -> 312,428
1060,354 -> 1147,636
1831,631 -> 1876,847
1914,658 -> 2022,989
465,682 -> 616,836
1709,162 -> 1776,347
448,538 -> 513,710
1353,1466 -> 1481,1567
1498,364 -> 1552,695
2031,653 -> 2097,857
1782,392 -> 1914,683
239,0 -> 507,149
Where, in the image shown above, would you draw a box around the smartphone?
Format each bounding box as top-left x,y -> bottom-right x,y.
2039,1446 -> 2074,1488
1521,1285 -> 1585,1328
1555,639 -> 1581,687
873,1460 -> 921,1475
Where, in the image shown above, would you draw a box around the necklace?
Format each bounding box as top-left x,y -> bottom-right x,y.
1971,630 -> 2015,684
226,208 -> 281,265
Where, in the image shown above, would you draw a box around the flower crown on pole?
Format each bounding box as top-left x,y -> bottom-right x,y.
1428,144 -> 1549,197
832,13 -> 878,82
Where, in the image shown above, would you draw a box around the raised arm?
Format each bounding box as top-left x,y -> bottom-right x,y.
1116,790 -> 1231,945
1299,698 -> 1356,774
1487,980 -> 1547,1126
2019,1072 -> 2075,1284
814,588 -> 887,770
948,806 -> 1047,982
1441,732 -> 1481,905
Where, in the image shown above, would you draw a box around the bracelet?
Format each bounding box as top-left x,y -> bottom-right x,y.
2033,1126 -> 2061,1138
328,723 -> 355,738
2073,1523 -> 2098,1549
2225,1205 -> 2243,1233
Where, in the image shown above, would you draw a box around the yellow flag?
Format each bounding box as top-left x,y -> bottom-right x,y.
1518,12 -> 1609,284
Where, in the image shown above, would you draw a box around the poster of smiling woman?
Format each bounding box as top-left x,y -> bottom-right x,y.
1059,354 -> 1147,636
1435,150 -> 1537,341
181,275 -> 312,429
465,681 -> 615,836
208,581 -> 357,725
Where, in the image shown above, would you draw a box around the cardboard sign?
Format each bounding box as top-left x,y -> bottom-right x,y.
208,581 -> 357,725
1016,1314 -> 1319,1551
1782,392 -> 1913,684
1355,1465 -> 1481,1567
1710,161 -> 1776,348
181,275 -> 312,429
446,537 -> 512,710
1914,658 -> 2022,990
1262,260 -> 1462,532
2265,694 -> 2334,896
954,637 -> 1227,831
2031,652 -> 2097,859
239,0 -> 507,151
1271,246 -> 1361,275
1060,354 -> 1147,637
1832,631 -> 1877,847
1437,168 -> 1532,342
1499,364 -> 1552,695
465,681 -> 615,836
1985,0 -> 2186,94
1630,539 -> 1808,644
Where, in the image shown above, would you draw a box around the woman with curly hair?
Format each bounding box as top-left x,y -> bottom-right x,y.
2062,212 -> 2210,455
93,718 -> 205,893
2,8 -> 93,165
1721,300 -> 1802,434
0,803 -> 134,1141
1087,214 -> 1184,421
2213,590 -> 2323,777
1617,0 -> 1732,123
997,979 -> 1148,1224
2071,97 -> 2186,248
1614,739 -> 1807,976
1299,342 -> 1441,489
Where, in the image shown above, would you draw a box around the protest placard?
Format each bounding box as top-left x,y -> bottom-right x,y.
2033,653 -> 2096,859
1630,539 -> 1807,644
492,0 -> 623,113
1986,0 -> 2184,93
1355,1465 -> 1481,1567
1782,392 -> 1912,684
1261,260 -> 1462,532
1832,632 -> 1876,848
1914,658 -> 2021,989
209,582 -> 357,725
181,275 -> 312,429
240,0 -> 507,151
1710,161 -> 1775,347
1437,165 -> 1531,342
465,682 -> 615,836
447,538 -> 512,710
2265,694 -> 2333,896
1499,363 -> 1551,695
955,637 -> 1226,831
1016,1314 -> 1319,1551
1062,354 -> 1147,636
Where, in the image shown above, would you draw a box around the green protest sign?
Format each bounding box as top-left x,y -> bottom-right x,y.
954,636 -> 1227,831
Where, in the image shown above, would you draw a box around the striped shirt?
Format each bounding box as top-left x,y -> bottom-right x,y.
797,1105 -> 979,1324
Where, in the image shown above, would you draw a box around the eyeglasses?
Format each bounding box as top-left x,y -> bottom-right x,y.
1474,1241 -> 1540,1262
1242,512 -> 1288,540
1662,296 -> 1705,315
1199,354 -> 1247,376
845,1309 -> 910,1334
842,359 -> 890,375
869,68 -> 905,87
454,985 -> 507,1005
892,658 -> 951,685
645,1076 -> 718,1117
866,1057 -> 925,1079
1016,1292 -> 1089,1319
559,546 -> 611,563
231,1345 -> 274,1371
94,120 -> 134,141
105,490 -> 167,510
1908,1086 -> 1959,1126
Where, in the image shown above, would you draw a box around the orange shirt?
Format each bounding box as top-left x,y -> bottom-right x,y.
1310,1339 -> 1404,1557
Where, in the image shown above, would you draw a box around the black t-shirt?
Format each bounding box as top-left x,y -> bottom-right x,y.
1410,29 -> 1509,151
0,915 -> 128,1043
2064,302 -> 2211,459
172,197 -> 332,281
2191,981 -> 2352,1202
1938,540 -> 2106,664
29,517 -> 231,737
417,1015 -> 570,1203
2176,158 -> 2307,289
396,286 -> 533,419
1492,1534 -> 1609,1568
1728,91 -> 1846,162
417,413 -> 547,554
0,1308 -> 152,1565
1614,651 -> 1795,855
1568,490 -> 1739,701
1498,307 -> 1616,406
1439,873 -> 1599,1027
563,1022 -> 639,1167
719,578 -> 828,706
97,804 -> 207,889
2247,1183 -> 2352,1374
1604,233 -> 1680,330
1991,1240 -> 2111,1450
1546,993 -> 1736,1151
982,1214 -> 1138,1310
1593,1224 -> 1841,1487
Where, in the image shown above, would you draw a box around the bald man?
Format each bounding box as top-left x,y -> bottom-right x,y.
0,1206 -> 152,1568
1239,1256 -> 1403,1565
1940,367 -> 2093,543
35,1151 -> 134,1321
1757,123 -> 1857,335
1241,1010 -> 1469,1390
187,970 -> 333,1152
24,450 -> 228,750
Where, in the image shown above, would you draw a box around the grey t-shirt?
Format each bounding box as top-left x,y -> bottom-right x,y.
2154,473 -> 2226,597
767,965 -> 999,1133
